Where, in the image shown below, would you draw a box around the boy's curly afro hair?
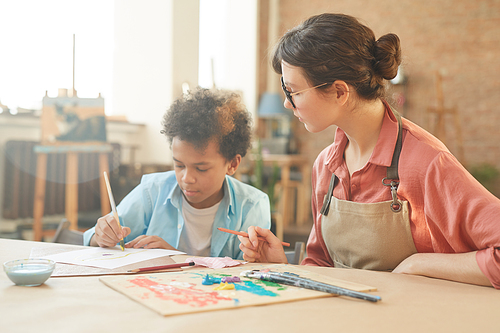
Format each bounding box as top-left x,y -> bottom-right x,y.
160,87 -> 252,161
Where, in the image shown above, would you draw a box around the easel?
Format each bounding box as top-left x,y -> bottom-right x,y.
427,71 -> 466,165
32,143 -> 112,241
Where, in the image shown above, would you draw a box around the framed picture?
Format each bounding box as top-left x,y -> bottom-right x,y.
41,89 -> 106,143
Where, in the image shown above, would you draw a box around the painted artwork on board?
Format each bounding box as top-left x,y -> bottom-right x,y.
99,264 -> 376,316
41,89 -> 106,143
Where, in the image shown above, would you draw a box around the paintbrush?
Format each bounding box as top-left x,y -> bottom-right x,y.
217,227 -> 290,247
241,270 -> 381,303
128,261 -> 195,273
103,171 -> 125,251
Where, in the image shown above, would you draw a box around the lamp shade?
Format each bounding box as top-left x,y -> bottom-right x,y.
258,92 -> 289,118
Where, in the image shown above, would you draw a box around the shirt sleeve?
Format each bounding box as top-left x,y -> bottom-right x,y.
83,226 -> 97,246
301,160 -> 335,267
116,181 -> 152,242
302,221 -> 335,266
423,152 -> 500,288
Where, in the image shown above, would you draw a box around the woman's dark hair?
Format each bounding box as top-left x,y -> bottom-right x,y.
272,13 -> 401,100
160,87 -> 252,161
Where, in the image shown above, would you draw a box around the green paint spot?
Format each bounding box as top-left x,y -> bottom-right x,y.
254,279 -> 287,290
261,280 -> 283,288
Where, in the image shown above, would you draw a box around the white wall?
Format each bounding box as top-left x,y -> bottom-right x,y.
112,0 -> 200,165
0,0 -> 114,112
0,0 -> 259,222
112,0 -> 258,165
199,0 -> 259,118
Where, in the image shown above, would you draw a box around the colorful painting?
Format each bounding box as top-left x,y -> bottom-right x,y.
99,264 -> 377,316
41,91 -> 107,143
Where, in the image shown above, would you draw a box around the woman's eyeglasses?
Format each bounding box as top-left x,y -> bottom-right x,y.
280,76 -> 329,109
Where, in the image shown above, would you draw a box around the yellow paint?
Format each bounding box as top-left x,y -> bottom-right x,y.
213,282 -> 235,290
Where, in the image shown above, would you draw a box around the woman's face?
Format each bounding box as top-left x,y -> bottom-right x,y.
281,61 -> 337,133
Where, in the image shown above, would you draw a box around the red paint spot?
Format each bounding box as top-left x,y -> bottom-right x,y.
128,277 -> 232,307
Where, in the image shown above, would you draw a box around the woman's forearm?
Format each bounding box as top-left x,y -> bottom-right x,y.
392,251 -> 492,287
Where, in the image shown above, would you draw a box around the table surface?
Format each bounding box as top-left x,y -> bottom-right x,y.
1,238 -> 498,333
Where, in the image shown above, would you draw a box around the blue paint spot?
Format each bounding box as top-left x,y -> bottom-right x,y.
201,274 -> 221,285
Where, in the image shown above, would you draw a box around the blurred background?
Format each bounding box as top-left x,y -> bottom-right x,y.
1,0 -> 499,246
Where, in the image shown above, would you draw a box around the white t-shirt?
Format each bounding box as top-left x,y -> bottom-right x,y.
177,195 -> 221,256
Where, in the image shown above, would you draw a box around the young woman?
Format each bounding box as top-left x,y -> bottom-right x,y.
239,13 -> 500,288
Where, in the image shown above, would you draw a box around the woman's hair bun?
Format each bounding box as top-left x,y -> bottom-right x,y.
373,33 -> 401,80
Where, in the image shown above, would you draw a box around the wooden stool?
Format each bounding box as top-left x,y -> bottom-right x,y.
32,144 -> 113,241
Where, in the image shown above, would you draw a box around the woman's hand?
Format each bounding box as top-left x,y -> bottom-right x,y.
238,226 -> 288,263
92,214 -> 131,248
125,235 -> 177,250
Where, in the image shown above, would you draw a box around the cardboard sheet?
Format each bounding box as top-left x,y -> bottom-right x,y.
99,264 -> 377,316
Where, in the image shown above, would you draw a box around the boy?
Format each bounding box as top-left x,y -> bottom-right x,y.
83,87 -> 271,259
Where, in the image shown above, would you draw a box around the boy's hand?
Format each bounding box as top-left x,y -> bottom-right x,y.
125,235 -> 177,251
238,226 -> 288,263
93,214 -> 131,248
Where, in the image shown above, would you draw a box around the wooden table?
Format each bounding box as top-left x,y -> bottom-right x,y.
1,239 -> 498,333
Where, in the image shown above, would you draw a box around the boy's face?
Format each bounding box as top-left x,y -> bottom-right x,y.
172,137 -> 239,209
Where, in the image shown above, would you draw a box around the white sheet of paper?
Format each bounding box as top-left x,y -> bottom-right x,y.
40,247 -> 185,269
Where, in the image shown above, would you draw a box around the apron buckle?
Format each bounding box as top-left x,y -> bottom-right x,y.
382,178 -> 402,213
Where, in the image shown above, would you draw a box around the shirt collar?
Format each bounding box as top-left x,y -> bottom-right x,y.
222,176 -> 235,216
370,101 -> 399,167
165,183 -> 182,208
325,101 -> 399,169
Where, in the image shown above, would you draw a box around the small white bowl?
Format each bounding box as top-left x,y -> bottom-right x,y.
3,258 -> 56,286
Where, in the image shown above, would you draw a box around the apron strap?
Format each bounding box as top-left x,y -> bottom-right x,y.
386,109 -> 403,180
322,107 -> 404,216
320,173 -> 337,216
382,108 -> 403,212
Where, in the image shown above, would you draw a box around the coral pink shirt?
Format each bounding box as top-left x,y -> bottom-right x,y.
303,104 -> 500,289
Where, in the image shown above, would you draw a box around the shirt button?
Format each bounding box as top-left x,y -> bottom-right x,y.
178,224 -> 182,229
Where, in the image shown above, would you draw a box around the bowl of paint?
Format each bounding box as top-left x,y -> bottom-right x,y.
3,258 -> 56,286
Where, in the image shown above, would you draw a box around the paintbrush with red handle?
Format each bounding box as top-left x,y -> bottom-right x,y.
217,227 -> 290,247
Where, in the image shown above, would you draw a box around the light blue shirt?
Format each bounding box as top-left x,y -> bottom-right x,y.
83,171 -> 271,260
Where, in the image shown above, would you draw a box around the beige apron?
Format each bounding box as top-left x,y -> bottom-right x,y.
320,109 -> 417,271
